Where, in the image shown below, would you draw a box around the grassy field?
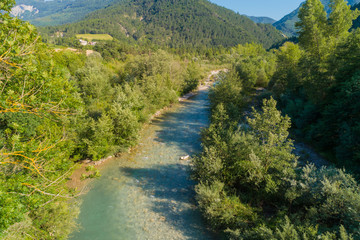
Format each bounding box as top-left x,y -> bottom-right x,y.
76,34 -> 113,41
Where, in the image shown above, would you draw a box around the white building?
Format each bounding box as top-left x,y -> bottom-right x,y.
79,39 -> 88,46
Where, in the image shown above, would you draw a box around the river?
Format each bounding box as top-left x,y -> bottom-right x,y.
69,88 -> 215,240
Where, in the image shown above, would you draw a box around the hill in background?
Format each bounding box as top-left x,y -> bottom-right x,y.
41,0 -> 284,49
273,0 -> 360,36
247,16 -> 276,24
12,0 -> 119,26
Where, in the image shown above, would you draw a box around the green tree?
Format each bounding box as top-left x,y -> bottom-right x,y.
296,0 -> 327,59
270,42 -> 303,96
0,0 -> 81,238
234,98 -> 297,194
327,0 -> 360,44
182,62 -> 201,94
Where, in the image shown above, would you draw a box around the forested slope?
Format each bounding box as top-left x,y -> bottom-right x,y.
248,16 -> 276,24
41,0 -> 284,49
193,0 -> 360,238
12,0 -> 119,26
3,0 -> 360,238
0,0 -> 209,238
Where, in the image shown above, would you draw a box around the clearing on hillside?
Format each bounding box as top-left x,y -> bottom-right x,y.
76,34 -> 113,41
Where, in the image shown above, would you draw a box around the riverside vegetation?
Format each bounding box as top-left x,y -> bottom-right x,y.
38,0 -> 284,50
193,0 -> 360,239
0,0 -> 207,238
1,0 -> 360,239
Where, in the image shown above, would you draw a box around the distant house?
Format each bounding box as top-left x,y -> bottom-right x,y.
79,39 -> 88,46
79,39 -> 97,46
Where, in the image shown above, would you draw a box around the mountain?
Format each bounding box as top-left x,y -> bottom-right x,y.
43,0 -> 284,49
273,6 -> 302,37
11,0 -> 118,26
247,16 -> 276,24
274,0 -> 360,37
11,4 -> 39,18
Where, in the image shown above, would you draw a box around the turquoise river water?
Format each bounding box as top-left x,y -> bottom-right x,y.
69,88 -> 216,240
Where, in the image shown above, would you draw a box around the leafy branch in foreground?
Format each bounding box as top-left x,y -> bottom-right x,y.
0,1 -> 82,238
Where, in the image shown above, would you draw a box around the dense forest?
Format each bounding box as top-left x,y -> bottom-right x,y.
0,0 -> 209,238
194,0 -> 360,239
2,0 -> 360,239
39,0 -> 284,49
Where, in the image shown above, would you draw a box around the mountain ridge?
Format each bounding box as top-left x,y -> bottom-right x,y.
247,15 -> 276,24
42,0 -> 284,49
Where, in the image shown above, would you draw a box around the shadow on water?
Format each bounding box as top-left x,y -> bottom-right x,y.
152,90 -> 210,154
70,89 -> 215,240
120,163 -> 214,239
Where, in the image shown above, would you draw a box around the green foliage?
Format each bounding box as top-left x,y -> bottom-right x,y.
235,47 -> 275,89
81,166 -> 101,180
273,0 -> 360,38
40,0 -> 284,49
1,0 -> 214,236
296,0 -> 328,58
109,96 -> 141,146
327,0 -> 359,42
1,0 -> 14,12
241,98 -> 296,193
194,66 -> 360,238
83,114 -> 115,160
269,0 -> 360,173
69,49 -> 203,160
0,1 -> 82,238
182,62 -> 202,94
270,42 -> 303,96
75,55 -> 114,110
94,40 -> 129,61
196,181 -> 257,230
232,43 -> 276,90
209,70 -> 244,120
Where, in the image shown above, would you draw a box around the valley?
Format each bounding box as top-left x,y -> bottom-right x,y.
70,80 -> 215,240
1,0 -> 360,239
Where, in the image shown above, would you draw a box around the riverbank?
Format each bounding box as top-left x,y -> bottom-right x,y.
66,69 -> 226,192
69,79 -> 216,239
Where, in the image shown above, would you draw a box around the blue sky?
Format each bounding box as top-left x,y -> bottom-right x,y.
208,0 -> 304,20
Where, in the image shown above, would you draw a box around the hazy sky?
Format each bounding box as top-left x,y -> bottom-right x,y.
208,0 -> 304,20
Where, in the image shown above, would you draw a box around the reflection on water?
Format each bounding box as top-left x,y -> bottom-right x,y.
69,89 -> 215,240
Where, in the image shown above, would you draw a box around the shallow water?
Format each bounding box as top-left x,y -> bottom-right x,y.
70,89 -> 215,240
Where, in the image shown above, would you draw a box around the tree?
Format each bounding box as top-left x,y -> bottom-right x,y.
234,98 -> 297,194
295,0 -> 329,103
0,1 -> 81,237
270,42 -> 303,96
296,0 -> 327,59
327,0 -> 360,44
